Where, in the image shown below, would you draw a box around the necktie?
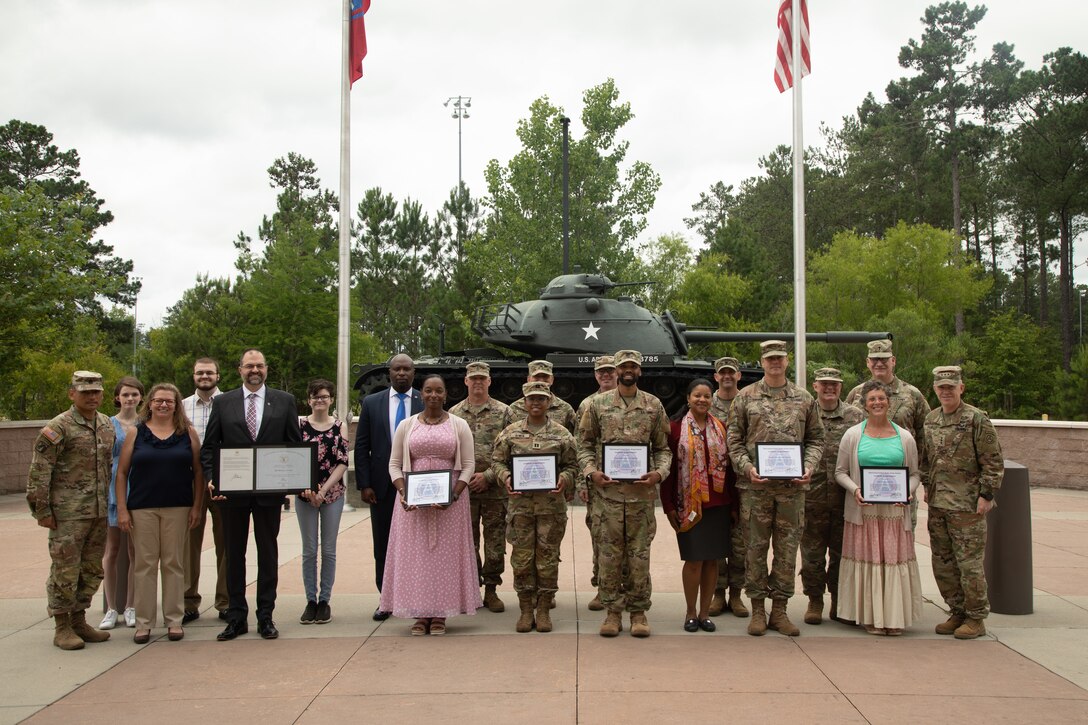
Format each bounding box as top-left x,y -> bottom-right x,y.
395,392 -> 407,431
246,393 -> 258,440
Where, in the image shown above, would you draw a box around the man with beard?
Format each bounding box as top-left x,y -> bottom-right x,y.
575,355 -> 617,612
202,349 -> 302,641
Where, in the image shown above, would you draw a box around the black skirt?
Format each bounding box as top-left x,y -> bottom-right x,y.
676,504 -> 731,562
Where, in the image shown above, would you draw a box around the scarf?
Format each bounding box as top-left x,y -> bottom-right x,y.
675,412 -> 728,532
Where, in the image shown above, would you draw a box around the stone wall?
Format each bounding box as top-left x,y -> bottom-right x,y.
0,421 -> 46,496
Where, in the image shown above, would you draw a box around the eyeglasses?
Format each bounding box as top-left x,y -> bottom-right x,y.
241,364 -> 266,371
194,371 -> 218,377
150,399 -> 176,407
310,395 -> 331,402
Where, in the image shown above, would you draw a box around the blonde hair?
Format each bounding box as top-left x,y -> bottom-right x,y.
140,383 -> 190,434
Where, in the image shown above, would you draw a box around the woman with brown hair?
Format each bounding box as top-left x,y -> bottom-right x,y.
101,376 -> 143,630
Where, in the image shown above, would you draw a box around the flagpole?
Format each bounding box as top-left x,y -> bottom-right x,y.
336,0 -> 353,424
791,0 -> 807,388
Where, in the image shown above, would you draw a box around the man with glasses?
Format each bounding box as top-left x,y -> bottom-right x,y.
181,357 -> 225,623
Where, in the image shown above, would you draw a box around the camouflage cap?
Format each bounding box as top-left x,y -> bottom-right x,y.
614,349 -> 643,366
522,381 -> 553,398
714,356 -> 740,372
760,340 -> 789,358
813,367 -> 843,382
932,365 -> 963,387
70,370 -> 104,392
594,355 -> 616,371
867,339 -> 894,358
465,361 -> 490,378
528,360 -> 553,376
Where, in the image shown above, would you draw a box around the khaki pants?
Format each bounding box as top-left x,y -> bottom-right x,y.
184,497 -> 227,612
132,507 -> 189,629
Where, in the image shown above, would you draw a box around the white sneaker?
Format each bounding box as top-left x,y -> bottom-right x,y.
123,607 -> 136,628
100,609 -> 118,630
342,503 -> 355,512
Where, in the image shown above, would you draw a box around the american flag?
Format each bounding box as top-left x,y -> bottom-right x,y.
774,0 -> 810,93
349,0 -> 372,86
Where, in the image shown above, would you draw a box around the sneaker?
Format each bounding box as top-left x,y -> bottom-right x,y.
300,600 -> 318,624
123,607 -> 136,628
315,601 -> 332,624
342,503 -> 356,512
100,609 -> 119,630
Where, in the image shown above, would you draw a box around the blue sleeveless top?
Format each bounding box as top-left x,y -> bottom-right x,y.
126,423 -> 195,509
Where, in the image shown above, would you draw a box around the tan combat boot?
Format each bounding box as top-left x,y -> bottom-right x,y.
708,588 -> 726,617
629,611 -> 651,638
954,618 -> 986,639
483,585 -> 505,613
536,593 -> 554,633
804,596 -> 823,625
587,593 -> 604,611
768,599 -> 800,636
747,599 -> 767,636
599,610 -> 622,637
728,587 -> 750,618
515,594 -> 535,633
53,614 -> 85,650
70,609 -> 111,643
935,613 -> 965,635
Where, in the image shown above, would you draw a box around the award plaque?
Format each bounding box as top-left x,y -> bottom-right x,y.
511,454 -> 559,492
755,442 -> 804,480
860,466 -> 910,504
214,444 -> 317,496
405,469 -> 453,507
602,444 -> 650,482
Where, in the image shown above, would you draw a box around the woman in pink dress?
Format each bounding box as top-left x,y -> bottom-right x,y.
382,374 -> 481,635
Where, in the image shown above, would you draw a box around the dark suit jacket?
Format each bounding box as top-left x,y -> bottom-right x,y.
354,387 -> 422,500
201,386 -> 302,507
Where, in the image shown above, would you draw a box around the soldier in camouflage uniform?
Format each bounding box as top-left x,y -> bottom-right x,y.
26,371 -> 115,650
845,339 -> 931,529
801,367 -> 863,625
727,341 -> 824,637
923,366 -> 1004,640
492,382 -> 579,633
707,356 -> 748,618
508,360 -> 578,433
450,362 -> 512,613
577,350 -> 672,638
575,355 -> 617,612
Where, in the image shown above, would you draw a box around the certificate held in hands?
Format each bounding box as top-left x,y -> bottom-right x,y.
860,466 -> 910,504
602,444 -> 650,482
215,444 -> 316,495
405,469 -> 453,507
511,454 -> 559,492
755,442 -> 804,480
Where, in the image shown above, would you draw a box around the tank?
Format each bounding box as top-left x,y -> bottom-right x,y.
353,271 -> 890,417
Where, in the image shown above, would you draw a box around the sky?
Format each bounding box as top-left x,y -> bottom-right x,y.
3,0 -> 1086,327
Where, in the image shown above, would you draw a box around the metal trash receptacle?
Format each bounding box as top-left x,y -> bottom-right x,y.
983,461 -> 1032,615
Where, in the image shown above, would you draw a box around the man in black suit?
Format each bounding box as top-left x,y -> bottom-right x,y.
355,353 -> 421,620
202,348 -> 302,641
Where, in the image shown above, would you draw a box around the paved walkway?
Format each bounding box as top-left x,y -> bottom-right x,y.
1,488 -> 1087,724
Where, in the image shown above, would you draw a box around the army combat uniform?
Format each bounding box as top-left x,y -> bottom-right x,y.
509,395 -> 578,434
708,392 -> 747,606
576,390 -> 607,592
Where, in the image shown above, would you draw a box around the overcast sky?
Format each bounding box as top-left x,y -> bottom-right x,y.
3,0 -> 1086,326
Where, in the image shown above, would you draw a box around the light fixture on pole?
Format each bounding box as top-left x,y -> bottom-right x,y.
443,96 -> 471,190
131,276 -> 142,375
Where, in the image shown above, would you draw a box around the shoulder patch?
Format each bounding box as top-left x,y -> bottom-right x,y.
40,426 -> 62,444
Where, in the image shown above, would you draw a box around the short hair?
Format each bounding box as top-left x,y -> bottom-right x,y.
860,379 -> 891,405
237,348 -> 264,367
687,378 -> 714,396
194,357 -> 219,374
307,378 -> 335,399
139,383 -> 189,434
113,376 -> 145,408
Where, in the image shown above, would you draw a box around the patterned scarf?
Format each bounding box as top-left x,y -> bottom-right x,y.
675,412 -> 728,532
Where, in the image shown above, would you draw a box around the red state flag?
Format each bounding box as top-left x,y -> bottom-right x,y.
774,0 -> 810,93
349,0 -> 371,86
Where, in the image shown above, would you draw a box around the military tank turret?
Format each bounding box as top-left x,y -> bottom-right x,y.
353,271 -> 889,416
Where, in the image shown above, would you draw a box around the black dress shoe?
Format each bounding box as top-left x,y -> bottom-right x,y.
257,619 -> 279,639
183,610 -> 199,624
699,618 -> 717,633
684,618 -> 699,632
218,610 -> 229,621
373,608 -> 391,621
217,621 -> 248,641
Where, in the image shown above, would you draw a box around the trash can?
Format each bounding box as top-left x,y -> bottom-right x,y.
983,460 -> 1033,615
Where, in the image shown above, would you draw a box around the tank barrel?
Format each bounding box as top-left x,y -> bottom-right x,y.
682,330 -> 891,344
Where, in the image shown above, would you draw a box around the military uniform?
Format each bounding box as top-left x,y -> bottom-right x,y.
577,390 -> 608,591
845,376 -> 930,444
923,376 -> 1003,624
450,395 -> 512,589
509,395 -> 578,434
27,404 -> 114,617
708,391 -> 747,600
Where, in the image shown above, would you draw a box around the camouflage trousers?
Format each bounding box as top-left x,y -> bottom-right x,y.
472,497 -> 508,587
598,498 -> 656,612
47,517 -> 107,616
507,511 -> 567,595
928,506 -> 990,620
743,488 -> 805,601
585,486 -> 604,587
800,496 -> 846,597
715,493 -> 747,591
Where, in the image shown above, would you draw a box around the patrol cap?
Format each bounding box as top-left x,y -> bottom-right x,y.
594,355 -> 616,371
614,350 -> 643,366
714,356 -> 740,372
70,370 -> 104,392
465,362 -> 490,378
867,339 -> 894,358
528,360 -> 553,376
932,365 -> 963,387
760,340 -> 789,358
522,381 -> 553,398
813,367 -> 843,382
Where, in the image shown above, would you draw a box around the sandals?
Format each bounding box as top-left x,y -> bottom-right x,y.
410,619 -> 429,636
429,618 -> 446,636
884,628 -> 903,636
863,624 -> 886,636
133,630 -> 151,644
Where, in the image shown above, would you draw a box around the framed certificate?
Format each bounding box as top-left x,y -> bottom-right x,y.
602,444 -> 650,482
214,444 -> 317,496
405,469 -> 453,507
860,466 -> 910,504
511,454 -> 559,492
755,442 -> 804,480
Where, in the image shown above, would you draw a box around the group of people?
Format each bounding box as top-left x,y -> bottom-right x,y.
27,337 -> 1004,649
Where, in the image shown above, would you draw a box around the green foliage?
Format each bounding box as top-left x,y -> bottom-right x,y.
1050,345 -> 1088,420
967,310 -> 1060,418
623,233 -> 693,312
